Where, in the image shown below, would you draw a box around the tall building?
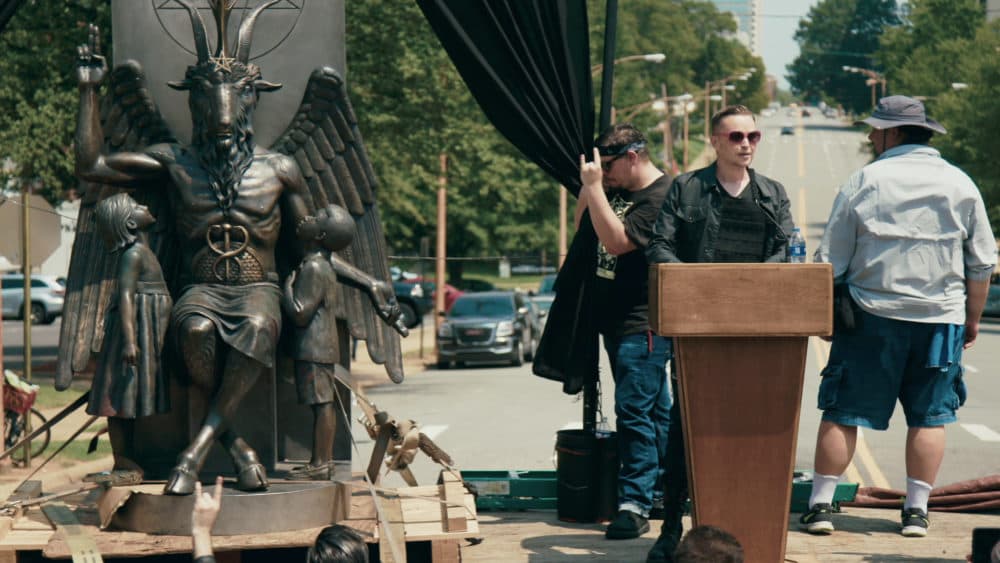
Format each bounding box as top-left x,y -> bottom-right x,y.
708,0 -> 762,55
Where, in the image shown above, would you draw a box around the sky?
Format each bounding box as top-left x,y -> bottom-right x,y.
759,0 -> 820,91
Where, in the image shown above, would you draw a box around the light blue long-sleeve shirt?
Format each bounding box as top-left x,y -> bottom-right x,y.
815,144 -> 997,324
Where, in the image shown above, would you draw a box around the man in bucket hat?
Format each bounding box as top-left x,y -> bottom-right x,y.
801,96 -> 997,537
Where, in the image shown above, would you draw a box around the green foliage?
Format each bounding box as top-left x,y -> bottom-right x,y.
586,0 -> 768,170
345,0 -> 558,272
0,0 -> 111,204
787,0 -> 900,113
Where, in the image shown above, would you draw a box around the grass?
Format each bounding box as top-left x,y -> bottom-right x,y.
32,380 -> 90,410
47,438 -> 112,465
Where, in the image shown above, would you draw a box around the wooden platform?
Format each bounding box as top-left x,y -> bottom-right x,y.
0,473 -> 478,562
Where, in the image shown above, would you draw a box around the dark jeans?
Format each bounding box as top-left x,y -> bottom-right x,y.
661,370 -> 688,524
604,331 -> 673,516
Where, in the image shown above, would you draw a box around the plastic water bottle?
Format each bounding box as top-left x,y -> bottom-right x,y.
788,227 -> 807,263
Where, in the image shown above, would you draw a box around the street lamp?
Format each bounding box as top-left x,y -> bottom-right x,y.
703,68 -> 757,138
618,90 -> 695,172
843,65 -> 887,108
591,52 -> 666,75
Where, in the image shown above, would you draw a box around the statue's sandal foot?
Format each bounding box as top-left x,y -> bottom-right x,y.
287,460 -> 334,480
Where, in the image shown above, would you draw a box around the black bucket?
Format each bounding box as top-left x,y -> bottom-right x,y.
555,429 -> 618,522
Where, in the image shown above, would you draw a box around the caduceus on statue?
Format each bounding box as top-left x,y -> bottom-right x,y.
67,0 -> 406,495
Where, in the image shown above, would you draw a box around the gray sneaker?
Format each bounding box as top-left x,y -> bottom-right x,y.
900,507 -> 929,537
799,503 -> 835,534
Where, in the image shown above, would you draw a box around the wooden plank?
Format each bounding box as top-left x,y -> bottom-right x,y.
431,539 -> 460,563
378,493 -> 406,563
438,472 -> 466,533
649,263 -> 833,337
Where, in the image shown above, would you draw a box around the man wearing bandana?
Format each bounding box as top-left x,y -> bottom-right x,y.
577,123 -> 673,540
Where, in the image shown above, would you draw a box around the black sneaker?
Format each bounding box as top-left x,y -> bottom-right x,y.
605,510 -> 650,540
900,507 -> 929,537
649,496 -> 665,520
799,503 -> 835,534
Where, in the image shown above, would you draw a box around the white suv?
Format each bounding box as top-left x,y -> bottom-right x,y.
1,274 -> 66,324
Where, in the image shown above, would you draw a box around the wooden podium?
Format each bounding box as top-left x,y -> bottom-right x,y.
649,263 -> 832,563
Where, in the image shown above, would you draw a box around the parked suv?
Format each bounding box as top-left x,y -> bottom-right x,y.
392,279 -> 431,329
1,274 -> 66,324
436,291 -> 538,368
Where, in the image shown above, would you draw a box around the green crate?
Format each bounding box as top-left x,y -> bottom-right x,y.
790,471 -> 858,513
463,470 -> 557,511
463,469 -> 857,513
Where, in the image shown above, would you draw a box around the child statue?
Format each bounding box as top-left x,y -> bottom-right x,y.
92,192 -> 173,472
282,204 -> 406,479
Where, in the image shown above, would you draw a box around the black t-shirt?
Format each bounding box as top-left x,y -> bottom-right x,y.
592,175 -> 670,338
714,183 -> 768,263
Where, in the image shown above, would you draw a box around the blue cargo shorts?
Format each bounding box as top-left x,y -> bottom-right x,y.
818,309 -> 967,430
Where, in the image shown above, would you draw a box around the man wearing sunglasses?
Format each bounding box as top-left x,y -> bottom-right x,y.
574,123 -> 672,540
644,105 -> 794,563
801,96 -> 996,539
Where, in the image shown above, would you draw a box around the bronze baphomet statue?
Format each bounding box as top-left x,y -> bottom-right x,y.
65,0 -> 405,495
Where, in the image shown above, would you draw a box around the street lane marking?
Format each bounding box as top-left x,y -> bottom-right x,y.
855,428 -> 891,489
560,422 -> 581,431
964,364 -> 979,374
420,424 -> 448,441
798,188 -> 808,237
960,423 -> 1000,442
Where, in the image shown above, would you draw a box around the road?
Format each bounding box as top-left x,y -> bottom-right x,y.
1,319 -> 61,373
352,111 -> 1000,492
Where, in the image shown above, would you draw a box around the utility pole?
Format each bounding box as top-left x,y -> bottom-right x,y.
20,185 -> 33,467
660,83 -> 674,173
434,153 -> 447,361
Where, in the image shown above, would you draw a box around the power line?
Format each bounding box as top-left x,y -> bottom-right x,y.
0,194 -> 79,224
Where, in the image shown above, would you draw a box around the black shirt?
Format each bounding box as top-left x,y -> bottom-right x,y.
713,183 -> 768,263
592,175 -> 670,338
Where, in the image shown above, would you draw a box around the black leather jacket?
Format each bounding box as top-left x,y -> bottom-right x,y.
646,163 -> 794,264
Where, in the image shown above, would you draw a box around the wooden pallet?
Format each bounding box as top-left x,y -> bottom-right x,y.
0,472 -> 477,563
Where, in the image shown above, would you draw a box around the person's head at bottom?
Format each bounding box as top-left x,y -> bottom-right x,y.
674,525 -> 743,563
307,524 -> 369,563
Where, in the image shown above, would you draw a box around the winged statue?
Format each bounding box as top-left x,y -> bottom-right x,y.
58,0 -> 405,495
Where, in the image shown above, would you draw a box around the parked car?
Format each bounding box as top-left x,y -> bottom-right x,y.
1,274 -> 65,324
780,125 -> 795,136
411,278 -> 463,312
436,291 -> 538,368
530,294 -> 554,330
985,274 -> 1000,317
453,277 -> 496,292
538,274 -> 557,294
392,279 -> 430,329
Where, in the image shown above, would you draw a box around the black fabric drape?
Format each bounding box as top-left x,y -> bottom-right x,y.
417,0 -> 600,394
0,0 -> 23,36
416,0 -> 594,195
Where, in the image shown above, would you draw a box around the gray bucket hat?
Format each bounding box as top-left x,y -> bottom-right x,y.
855,95 -> 947,134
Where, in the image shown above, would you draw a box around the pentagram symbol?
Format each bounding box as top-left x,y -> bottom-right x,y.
206,223 -> 249,282
153,0 -> 305,61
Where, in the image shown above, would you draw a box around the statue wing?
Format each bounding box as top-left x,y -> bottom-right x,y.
272,68 -> 404,383
57,61 -> 177,390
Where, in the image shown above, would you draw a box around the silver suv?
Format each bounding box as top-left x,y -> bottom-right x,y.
1,274 -> 66,325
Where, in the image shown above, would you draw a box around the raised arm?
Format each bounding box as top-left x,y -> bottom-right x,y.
75,24 -> 165,186
329,255 -> 407,336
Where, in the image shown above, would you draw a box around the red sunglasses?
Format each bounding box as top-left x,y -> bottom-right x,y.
720,130 -> 762,144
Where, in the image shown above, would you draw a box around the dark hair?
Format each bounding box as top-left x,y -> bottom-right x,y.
710,105 -> 755,135
595,123 -> 649,159
306,525 -> 369,563
674,525 -> 744,563
896,125 -> 934,145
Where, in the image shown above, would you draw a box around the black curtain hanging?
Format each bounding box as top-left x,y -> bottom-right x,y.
0,0 -> 23,35
416,0 -> 594,195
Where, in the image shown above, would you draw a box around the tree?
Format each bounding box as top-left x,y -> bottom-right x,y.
0,0 -> 111,203
345,0 -> 559,278
787,0 -> 900,113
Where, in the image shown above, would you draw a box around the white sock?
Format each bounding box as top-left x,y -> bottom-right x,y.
808,473 -> 840,508
904,477 -> 932,512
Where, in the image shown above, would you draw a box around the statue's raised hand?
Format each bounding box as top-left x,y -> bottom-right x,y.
76,24 -> 107,87
371,280 -> 408,337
